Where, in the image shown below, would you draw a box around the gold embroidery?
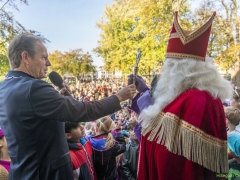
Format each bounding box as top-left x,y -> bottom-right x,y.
169,32 -> 179,39
166,52 -> 205,61
173,11 -> 216,45
141,112 -> 228,173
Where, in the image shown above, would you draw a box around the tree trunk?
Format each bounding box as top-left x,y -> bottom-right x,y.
231,0 -> 240,87
231,60 -> 240,87
233,0 -> 239,43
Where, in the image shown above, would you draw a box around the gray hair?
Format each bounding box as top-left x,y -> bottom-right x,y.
7,33 -> 43,69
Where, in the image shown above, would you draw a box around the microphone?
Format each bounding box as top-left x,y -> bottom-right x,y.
49,71 -> 71,96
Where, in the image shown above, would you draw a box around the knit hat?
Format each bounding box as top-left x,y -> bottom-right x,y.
228,133 -> 240,157
0,128 -> 4,138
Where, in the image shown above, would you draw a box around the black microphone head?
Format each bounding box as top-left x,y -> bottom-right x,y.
49,71 -> 63,87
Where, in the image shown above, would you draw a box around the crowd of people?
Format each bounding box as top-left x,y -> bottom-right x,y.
60,77 -> 141,180
0,75 -> 239,180
2,73 -> 240,180
0,73 -> 142,180
2,6 -> 240,180
57,79 -> 240,180
62,78 -> 127,102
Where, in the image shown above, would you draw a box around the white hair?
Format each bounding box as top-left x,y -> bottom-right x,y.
140,58 -> 233,128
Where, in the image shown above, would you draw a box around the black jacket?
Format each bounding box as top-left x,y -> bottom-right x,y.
92,134 -> 126,180
0,71 -> 121,180
121,140 -> 139,180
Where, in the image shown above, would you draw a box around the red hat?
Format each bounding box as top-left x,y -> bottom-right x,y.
166,11 -> 216,61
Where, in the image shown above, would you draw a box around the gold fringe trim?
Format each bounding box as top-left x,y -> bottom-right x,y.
142,112 -> 228,173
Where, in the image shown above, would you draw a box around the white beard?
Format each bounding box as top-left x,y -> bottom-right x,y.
140,58 -> 233,128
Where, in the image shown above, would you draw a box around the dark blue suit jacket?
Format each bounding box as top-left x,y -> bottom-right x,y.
0,71 -> 121,180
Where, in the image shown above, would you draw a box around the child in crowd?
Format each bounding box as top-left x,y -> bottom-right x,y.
89,116 -> 126,180
84,122 -> 93,136
0,128 -> 10,172
91,121 -> 97,136
228,133 -> 240,179
230,89 -> 240,132
224,107 -> 240,134
112,119 -> 129,139
121,130 -> 139,180
128,117 -> 138,131
230,89 -> 240,109
65,122 -> 96,180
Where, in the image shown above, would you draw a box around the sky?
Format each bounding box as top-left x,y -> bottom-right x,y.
11,0 -> 203,67
13,0 -> 114,67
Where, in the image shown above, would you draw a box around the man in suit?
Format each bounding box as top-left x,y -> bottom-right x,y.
0,33 -> 136,180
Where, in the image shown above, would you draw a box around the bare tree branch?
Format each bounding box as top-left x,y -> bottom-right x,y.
0,0 -> 10,11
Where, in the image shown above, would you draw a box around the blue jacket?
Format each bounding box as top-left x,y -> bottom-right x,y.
0,71 -> 121,180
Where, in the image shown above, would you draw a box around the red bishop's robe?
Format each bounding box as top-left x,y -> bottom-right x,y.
138,89 -> 228,180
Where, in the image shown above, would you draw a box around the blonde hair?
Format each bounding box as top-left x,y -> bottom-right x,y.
96,116 -> 115,149
224,107 -> 240,126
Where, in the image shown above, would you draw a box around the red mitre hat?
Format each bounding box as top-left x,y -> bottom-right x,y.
166,11 -> 216,61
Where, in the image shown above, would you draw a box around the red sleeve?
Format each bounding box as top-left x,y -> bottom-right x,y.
69,149 -> 86,170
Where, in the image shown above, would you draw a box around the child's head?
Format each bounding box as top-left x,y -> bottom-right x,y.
128,117 -> 138,130
85,122 -> 92,130
228,133 -> 240,159
224,107 -> 240,126
231,89 -> 240,109
115,119 -> 122,130
129,130 -> 138,143
65,122 -> 85,141
96,116 -> 115,149
84,122 -> 93,136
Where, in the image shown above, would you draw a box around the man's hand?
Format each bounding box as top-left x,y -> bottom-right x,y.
59,88 -> 67,95
59,84 -> 71,96
128,74 -> 148,92
115,84 -> 136,102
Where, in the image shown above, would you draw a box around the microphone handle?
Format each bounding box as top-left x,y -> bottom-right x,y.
58,84 -> 72,97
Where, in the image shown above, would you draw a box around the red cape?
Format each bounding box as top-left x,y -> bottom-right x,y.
138,89 -> 228,180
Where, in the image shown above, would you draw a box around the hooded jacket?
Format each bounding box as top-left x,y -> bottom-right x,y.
89,133 -> 126,180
